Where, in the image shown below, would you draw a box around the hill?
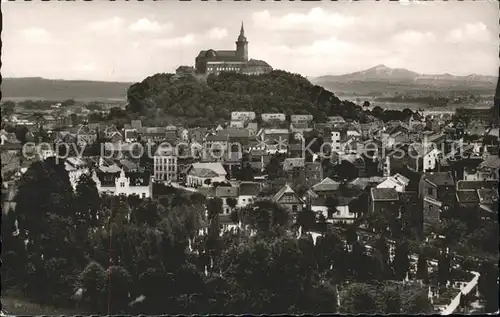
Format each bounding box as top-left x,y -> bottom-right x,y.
1,77 -> 132,101
125,70 -> 366,126
310,65 -> 497,95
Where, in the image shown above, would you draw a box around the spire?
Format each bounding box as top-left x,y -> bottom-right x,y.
237,21 -> 247,42
240,21 -> 245,37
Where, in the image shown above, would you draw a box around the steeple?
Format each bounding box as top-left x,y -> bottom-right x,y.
237,21 -> 247,42
236,21 -> 248,61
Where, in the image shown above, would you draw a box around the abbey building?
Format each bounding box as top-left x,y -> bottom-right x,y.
194,22 -> 272,76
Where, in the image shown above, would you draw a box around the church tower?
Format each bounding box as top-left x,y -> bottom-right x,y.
235,22 -> 248,62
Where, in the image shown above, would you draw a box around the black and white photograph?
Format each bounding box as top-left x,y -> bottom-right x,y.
1,0 -> 499,315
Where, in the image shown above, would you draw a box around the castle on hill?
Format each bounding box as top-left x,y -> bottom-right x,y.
176,22 -> 272,77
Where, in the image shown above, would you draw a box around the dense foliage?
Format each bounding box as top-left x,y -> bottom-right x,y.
126,71 -> 367,126
1,158 -> 441,314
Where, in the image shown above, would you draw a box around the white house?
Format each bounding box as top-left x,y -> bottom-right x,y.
65,157 -> 90,190
423,148 -> 441,172
376,173 -> 410,193
186,162 -> 227,187
231,111 -> 256,122
261,113 -> 286,122
290,114 -> 313,124
92,164 -> 152,198
310,196 -> 357,225
331,129 -> 342,152
230,121 -> 245,128
180,129 -> 189,142
236,181 -> 262,208
153,145 -> 178,182
346,126 -> 362,139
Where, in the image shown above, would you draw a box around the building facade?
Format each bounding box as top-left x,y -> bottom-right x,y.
153,146 -> 178,182
195,23 -> 272,75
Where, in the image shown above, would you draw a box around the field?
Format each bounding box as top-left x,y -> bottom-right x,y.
1,292 -> 90,315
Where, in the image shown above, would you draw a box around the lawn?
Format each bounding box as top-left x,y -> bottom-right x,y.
1,290 -> 91,316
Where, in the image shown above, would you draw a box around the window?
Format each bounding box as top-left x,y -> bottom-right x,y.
120,182 -> 125,187
427,187 -> 433,196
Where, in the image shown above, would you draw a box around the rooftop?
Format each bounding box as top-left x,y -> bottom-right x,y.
190,162 -> 227,177
456,180 -> 498,191
477,188 -> 499,205
371,188 -> 399,201
422,172 -> 455,187
312,177 -> 340,192
479,155 -> 500,170
456,190 -> 480,204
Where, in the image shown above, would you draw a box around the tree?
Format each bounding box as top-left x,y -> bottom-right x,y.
340,283 -> 378,314
226,198 -> 237,209
130,199 -> 163,227
296,208 -> 316,232
234,163 -> 255,181
379,284 -> 402,313
333,160 -> 359,182
264,154 -> 285,180
1,100 -> 16,117
373,235 -> 391,278
74,173 -> 101,228
79,261 -> 108,312
362,101 -> 371,108
371,106 -> 384,119
107,265 -> 132,313
14,125 -> 29,143
416,253 -> 428,282
325,196 -> 338,219
315,228 -> 345,277
437,253 -> 451,287
241,200 -> 291,234
15,158 -> 74,252
478,260 -> 499,313
365,210 -> 389,234
393,240 -> 410,281
401,288 -> 433,313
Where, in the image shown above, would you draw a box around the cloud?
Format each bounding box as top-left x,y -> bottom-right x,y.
252,8 -> 355,32
87,17 -> 124,34
391,30 -> 437,46
272,37 -> 354,58
206,27 -> 228,40
129,18 -> 173,33
19,27 -> 57,44
152,34 -> 196,47
71,63 -> 97,72
445,22 -> 491,43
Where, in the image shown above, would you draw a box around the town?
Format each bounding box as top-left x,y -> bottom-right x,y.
1,96 -> 499,314
1,2 -> 499,315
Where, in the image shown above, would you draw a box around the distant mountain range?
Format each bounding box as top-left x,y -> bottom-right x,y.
309,65 -> 497,95
2,66 -> 497,102
1,77 -> 133,101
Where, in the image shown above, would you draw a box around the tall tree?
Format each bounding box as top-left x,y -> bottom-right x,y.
79,261 -> 108,313
393,240 -> 410,280
416,253 -> 429,282
15,158 -> 74,252
74,173 -> 101,228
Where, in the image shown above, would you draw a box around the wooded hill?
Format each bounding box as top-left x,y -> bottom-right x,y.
126,70 -> 365,125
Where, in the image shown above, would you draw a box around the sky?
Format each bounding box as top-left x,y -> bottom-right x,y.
2,0 -> 499,82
